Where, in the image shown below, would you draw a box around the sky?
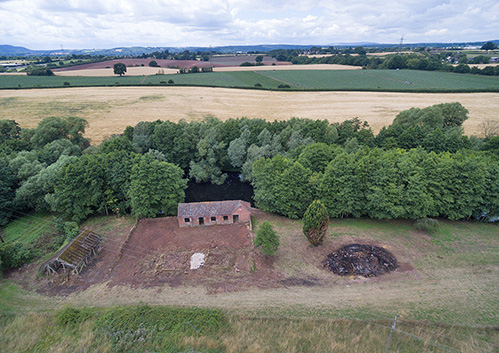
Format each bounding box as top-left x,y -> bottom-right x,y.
0,0 -> 498,49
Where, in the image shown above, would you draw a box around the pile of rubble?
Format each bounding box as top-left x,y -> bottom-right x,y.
324,244 -> 398,277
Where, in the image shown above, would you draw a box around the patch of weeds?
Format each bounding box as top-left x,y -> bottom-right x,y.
139,94 -> 164,101
0,97 -> 18,107
94,304 -> 228,352
250,260 -> 256,273
56,307 -> 94,331
414,218 -> 440,233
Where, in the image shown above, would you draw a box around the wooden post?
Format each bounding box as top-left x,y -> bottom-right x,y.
384,314 -> 397,353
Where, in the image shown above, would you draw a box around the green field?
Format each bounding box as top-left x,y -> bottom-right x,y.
0,69 -> 498,92
262,69 -> 499,91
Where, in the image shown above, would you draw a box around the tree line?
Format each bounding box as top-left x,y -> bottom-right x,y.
1,102 -> 498,227
268,49 -> 499,76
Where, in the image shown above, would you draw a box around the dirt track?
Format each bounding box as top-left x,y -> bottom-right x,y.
1,87 -> 497,144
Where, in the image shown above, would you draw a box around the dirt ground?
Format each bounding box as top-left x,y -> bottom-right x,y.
29,216 -> 280,296
0,87 -> 497,144
17,210 -> 419,300
111,217 -> 279,293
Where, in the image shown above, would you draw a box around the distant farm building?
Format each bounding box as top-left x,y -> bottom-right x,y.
178,200 -> 251,227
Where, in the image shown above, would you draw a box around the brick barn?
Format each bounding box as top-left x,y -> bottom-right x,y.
178,200 -> 251,227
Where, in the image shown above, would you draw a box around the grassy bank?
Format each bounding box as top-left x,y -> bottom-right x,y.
0,304 -> 496,352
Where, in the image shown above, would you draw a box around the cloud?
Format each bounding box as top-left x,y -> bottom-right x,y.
0,0 -> 497,49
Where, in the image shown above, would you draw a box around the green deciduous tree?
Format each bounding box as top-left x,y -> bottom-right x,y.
189,127 -> 227,184
113,63 -> 127,76
0,120 -> 21,143
302,200 -> 329,246
253,221 -> 279,256
128,154 -> 187,218
29,116 -> 88,149
48,154 -> 106,222
481,42 -> 497,51
227,126 -> 250,168
0,156 -> 17,226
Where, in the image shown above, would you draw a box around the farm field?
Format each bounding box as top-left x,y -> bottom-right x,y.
262,69 -> 499,91
0,69 -> 498,92
55,66 -> 178,76
0,86 -> 497,144
1,211 -> 497,352
51,64 -> 360,76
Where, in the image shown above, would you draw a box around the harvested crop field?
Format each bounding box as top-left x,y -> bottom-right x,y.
0,87 -> 497,144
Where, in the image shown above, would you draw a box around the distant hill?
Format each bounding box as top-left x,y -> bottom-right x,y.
1,40 -> 498,56
0,44 -> 33,55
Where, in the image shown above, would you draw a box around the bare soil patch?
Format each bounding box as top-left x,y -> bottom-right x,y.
31,217 -> 280,296
111,218 -> 280,293
0,87 -> 496,144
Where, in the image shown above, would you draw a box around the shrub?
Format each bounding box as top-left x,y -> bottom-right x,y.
26,68 -> 54,76
414,218 -> 439,233
255,83 -> 262,87
303,200 -> 329,246
278,84 -> 291,89
168,79 -> 174,84
149,60 -> 159,67
54,218 -> 80,241
63,81 -> 70,86
0,242 -> 39,270
254,221 -> 279,256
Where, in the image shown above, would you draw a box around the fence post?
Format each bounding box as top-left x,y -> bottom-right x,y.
384,314 -> 397,353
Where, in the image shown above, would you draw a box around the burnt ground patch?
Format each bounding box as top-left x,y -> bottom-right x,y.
324,244 -> 399,277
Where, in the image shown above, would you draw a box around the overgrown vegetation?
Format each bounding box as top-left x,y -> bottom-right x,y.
253,221 -> 279,256
302,200 -> 329,246
0,302 -> 497,352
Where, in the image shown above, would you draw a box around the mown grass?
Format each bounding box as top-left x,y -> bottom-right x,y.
1,69 -> 498,91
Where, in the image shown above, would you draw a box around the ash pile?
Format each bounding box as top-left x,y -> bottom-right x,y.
324,244 -> 398,277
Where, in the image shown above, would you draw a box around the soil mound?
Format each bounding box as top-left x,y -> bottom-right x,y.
324,244 -> 398,277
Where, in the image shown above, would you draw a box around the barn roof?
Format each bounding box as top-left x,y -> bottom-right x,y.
178,200 -> 251,218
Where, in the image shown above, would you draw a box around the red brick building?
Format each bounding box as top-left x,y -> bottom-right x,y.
177,200 -> 251,227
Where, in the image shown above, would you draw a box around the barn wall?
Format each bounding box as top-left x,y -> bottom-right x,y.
178,202 -> 251,227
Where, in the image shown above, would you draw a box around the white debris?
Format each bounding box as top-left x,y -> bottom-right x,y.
190,253 -> 206,270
